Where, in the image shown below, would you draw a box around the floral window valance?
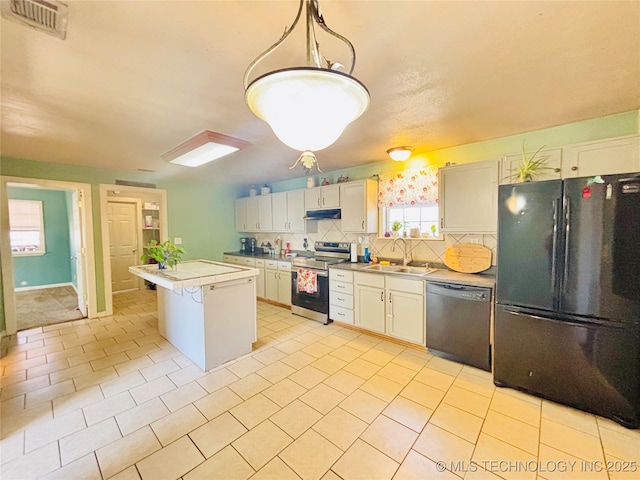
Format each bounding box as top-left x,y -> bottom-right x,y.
378,166 -> 439,207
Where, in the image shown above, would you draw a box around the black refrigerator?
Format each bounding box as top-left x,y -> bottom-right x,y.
494,173 -> 640,428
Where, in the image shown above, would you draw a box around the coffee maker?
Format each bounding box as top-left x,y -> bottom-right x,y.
240,237 -> 250,253
249,238 -> 257,254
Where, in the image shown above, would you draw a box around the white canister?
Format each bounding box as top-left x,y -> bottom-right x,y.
261,185 -> 271,195
350,243 -> 358,262
307,177 -> 316,188
249,186 -> 257,197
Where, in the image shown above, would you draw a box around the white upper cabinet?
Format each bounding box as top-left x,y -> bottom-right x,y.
271,190 -> 305,233
439,159 -> 500,234
305,184 -> 340,210
257,196 -> 272,231
340,179 -> 378,233
235,198 -> 248,232
239,196 -> 272,232
562,135 -> 640,178
271,192 -> 288,232
500,148 -> 563,185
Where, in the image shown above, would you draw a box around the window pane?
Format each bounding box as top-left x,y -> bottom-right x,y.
9,199 -> 45,254
10,231 -> 42,253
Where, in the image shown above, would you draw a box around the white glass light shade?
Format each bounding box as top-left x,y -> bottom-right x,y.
246,68 -> 370,152
387,147 -> 413,161
161,130 -> 248,167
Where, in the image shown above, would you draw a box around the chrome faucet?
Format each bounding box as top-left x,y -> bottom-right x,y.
391,237 -> 412,266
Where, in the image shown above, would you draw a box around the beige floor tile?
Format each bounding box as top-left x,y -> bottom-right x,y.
106,465 -> 141,480
414,423 -> 475,468
538,444 -> 608,480
96,426 -> 161,478
256,360 -> 296,384
320,334 -> 350,349
343,358 -> 381,379
359,348 -> 395,367
0,431 -> 25,465
184,445 -> 254,480
443,385 -> 491,418
280,429 -> 343,480
25,379 -> 76,408
376,341 -> 406,356
540,418 -> 605,462
463,467 -> 504,480
114,357 -> 154,377
73,367 -> 118,391
40,453 -> 102,480
361,415 -> 418,462
83,391 -> 136,426
302,342 -> 334,359
339,389 -> 388,423
228,372 -> 273,399
394,450 -> 460,480
497,387 -> 542,406
26,359 -> 69,380
100,371 -> 146,398
250,457 -> 300,480
230,393 -> 281,429
136,436 -> 205,480
312,406 -> 367,451
50,363 -> 93,385
281,351 -> 316,370
129,376 -> 175,405
426,356 -> 464,376
188,411 -> 247,458
452,371 -> 495,398
360,375 -> 404,402
139,359 -> 179,382
300,383 -> 346,415
52,385 -> 104,417
606,454 -> 640,480
329,345 -> 362,363
59,417 -> 122,466
1,442 -> 61,479
597,416 -> 640,441
167,364 -> 206,388
332,439 -> 399,480
472,433 -> 537,480
323,370 -> 365,395
482,410 -> 539,455
383,396 -> 433,433
271,399 -> 323,438
311,355 -> 348,375
429,403 -> 483,444
252,347 -> 288,366
263,378 -> 308,407
90,352 -> 130,371
345,336 -> 379,352
400,380 -> 446,409
391,350 -> 429,372
288,365 -> 330,389
116,397 -> 170,436
226,357 -> 265,378
541,400 -> 599,436
151,404 -> 207,446
598,425 -> 640,463
489,390 -> 541,427
25,409 -> 86,453
376,362 -> 416,386
1,375 -> 51,401
232,420 -> 293,470
196,367 -> 239,393
193,386 -> 243,420
159,381 -> 207,412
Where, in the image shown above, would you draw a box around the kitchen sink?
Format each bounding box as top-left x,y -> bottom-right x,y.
362,264 -> 400,272
362,264 -> 438,277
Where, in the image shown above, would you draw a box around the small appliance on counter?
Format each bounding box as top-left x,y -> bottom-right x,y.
249,238 -> 257,254
240,237 -> 250,253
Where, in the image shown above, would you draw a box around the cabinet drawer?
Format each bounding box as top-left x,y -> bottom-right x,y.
354,272 -> 385,289
240,257 -> 256,267
387,276 -> 424,295
278,261 -> 291,270
222,255 -> 232,263
330,269 -> 353,283
255,259 -> 265,267
330,292 -> 353,309
265,260 -> 278,269
330,305 -> 354,324
330,280 -> 353,295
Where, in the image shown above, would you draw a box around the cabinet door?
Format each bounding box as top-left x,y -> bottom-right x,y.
246,197 -> 259,232
271,192 -> 288,232
256,267 -> 265,298
305,188 -> 322,210
235,198 -> 248,232
278,270 -> 292,306
321,185 -> 340,208
387,290 -> 425,344
562,135 -> 640,178
355,285 -> 386,333
340,181 -> 365,232
265,269 -> 278,302
258,196 -> 273,231
500,148 -> 562,185
440,159 -> 500,233
287,190 -> 306,232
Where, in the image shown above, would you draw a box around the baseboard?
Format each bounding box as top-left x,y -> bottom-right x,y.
14,282 -> 74,292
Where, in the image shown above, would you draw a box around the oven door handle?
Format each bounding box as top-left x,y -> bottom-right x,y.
292,268 -> 329,277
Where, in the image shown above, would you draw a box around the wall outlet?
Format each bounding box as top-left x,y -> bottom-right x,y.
468,236 -> 481,244
174,237 -> 182,245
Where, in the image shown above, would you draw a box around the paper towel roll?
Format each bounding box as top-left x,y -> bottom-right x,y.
350,243 -> 358,262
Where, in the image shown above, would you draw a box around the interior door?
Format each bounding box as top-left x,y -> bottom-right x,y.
108,201 -> 139,293
70,190 -> 87,316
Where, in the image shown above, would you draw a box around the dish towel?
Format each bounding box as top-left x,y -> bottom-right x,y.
297,268 -> 318,294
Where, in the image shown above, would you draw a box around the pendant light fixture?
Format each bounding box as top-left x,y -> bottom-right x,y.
244,0 -> 370,174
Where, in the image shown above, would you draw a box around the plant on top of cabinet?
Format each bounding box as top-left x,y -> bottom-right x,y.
506,142 -> 553,183
141,239 -> 185,269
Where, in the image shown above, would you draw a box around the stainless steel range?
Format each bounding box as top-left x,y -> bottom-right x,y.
291,241 -> 350,324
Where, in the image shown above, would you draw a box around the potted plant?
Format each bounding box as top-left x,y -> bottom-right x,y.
141,239 -> 185,269
508,142 -> 553,183
391,220 -> 403,238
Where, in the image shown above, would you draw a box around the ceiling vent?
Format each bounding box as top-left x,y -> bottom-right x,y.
1,0 -> 68,39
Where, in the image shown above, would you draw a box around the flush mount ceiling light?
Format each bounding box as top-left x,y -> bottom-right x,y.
244,0 -> 370,174
387,146 -> 413,161
162,130 -> 248,167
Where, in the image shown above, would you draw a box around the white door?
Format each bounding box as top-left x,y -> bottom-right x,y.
271,192 -> 288,232
321,185 -> 340,208
277,270 -> 292,306
108,201 -> 139,293
265,269 -> 279,302
387,290 -> 424,344
70,190 -> 87,316
258,196 -> 273,231
340,181 -> 365,232
287,190 -> 305,232
562,135 -> 640,178
355,285 -> 386,333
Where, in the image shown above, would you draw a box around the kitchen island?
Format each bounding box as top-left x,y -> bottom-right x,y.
129,260 -> 259,371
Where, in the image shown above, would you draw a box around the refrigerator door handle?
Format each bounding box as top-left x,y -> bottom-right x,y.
503,307 -> 624,329
551,199 -> 559,291
562,196 -> 571,292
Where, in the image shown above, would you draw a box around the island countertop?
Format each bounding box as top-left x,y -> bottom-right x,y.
129,259 -> 259,290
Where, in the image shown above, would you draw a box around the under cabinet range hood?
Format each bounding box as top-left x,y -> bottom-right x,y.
303,209 -> 341,220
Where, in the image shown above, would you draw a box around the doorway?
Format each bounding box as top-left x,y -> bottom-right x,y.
0,177 -> 96,335
107,198 -> 142,294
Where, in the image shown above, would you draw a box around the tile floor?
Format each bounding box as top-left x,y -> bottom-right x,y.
1,289 -> 639,480
15,286 -> 84,331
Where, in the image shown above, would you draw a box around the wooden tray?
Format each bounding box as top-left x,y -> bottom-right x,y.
444,243 -> 492,273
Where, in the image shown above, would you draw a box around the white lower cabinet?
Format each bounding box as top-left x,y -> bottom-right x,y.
329,269 -> 355,325
255,259 -> 265,298
265,260 -> 291,306
353,272 -> 425,345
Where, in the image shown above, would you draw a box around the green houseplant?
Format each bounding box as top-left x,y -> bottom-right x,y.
391,220 -> 403,237
141,239 -> 185,269
508,142 -> 553,183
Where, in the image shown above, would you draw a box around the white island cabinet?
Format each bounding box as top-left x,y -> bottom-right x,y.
129,260 -> 259,371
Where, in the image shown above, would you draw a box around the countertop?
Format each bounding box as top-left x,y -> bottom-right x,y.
330,262 -> 495,288
224,251 -> 303,261
130,260 -> 259,290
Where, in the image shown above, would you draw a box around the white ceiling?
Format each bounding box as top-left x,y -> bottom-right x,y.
1,1 -> 639,185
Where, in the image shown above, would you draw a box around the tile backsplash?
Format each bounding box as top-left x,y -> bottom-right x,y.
250,220 -> 497,266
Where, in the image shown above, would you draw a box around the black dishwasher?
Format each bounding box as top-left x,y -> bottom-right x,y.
426,282 -> 492,371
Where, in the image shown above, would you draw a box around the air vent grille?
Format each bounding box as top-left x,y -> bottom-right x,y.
2,0 -> 68,39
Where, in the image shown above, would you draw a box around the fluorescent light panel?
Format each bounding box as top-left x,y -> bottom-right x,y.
162,130 -> 248,167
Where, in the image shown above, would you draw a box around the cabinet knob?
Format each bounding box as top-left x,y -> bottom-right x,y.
554,168 -> 561,173
571,166 -> 578,171
362,221 -> 365,229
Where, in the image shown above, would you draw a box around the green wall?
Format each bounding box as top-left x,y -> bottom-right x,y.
8,187 -> 72,288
